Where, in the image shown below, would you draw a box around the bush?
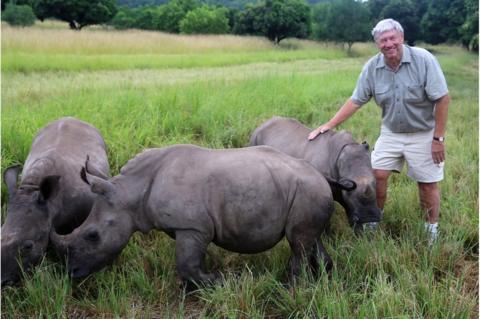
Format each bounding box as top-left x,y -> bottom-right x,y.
2,4 -> 36,27
179,6 -> 230,34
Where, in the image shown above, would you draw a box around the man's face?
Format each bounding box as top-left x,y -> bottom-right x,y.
375,29 -> 404,61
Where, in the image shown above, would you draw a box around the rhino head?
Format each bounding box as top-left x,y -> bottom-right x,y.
1,165 -> 60,287
50,167 -> 134,278
336,142 -> 383,230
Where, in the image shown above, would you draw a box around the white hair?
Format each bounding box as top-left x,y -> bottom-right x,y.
371,19 -> 404,41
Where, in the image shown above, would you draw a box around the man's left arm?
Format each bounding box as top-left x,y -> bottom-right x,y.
432,94 -> 451,164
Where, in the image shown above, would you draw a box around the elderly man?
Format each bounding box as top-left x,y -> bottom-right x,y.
308,18 -> 450,243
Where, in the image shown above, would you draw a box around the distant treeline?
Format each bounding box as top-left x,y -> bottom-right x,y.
117,0 -> 327,9
1,0 -> 478,50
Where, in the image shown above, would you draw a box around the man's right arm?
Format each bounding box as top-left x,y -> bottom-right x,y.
308,99 -> 361,140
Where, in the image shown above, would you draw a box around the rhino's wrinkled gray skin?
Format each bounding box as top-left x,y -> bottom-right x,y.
250,116 -> 382,230
51,145 -> 355,286
1,117 -> 110,287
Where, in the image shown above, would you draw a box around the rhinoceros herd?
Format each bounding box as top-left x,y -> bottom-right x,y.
1,116 -> 382,288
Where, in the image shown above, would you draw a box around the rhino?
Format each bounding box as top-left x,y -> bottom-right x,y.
250,116 -> 382,230
1,117 -> 110,286
50,144 -> 355,286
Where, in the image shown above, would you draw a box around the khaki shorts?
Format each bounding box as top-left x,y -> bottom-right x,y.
371,127 -> 444,183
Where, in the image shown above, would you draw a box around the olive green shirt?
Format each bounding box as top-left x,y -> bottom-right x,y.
351,45 -> 448,133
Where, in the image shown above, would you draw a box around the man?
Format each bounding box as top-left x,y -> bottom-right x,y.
308,18 -> 450,243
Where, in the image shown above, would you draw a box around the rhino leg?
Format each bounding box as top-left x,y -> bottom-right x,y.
175,230 -> 218,288
309,239 -> 333,277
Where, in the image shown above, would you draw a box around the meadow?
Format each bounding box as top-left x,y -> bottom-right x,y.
1,21 -> 478,318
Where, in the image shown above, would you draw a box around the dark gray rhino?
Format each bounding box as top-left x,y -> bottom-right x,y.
250,116 -> 382,230
51,145 -> 355,286
1,117 -> 110,286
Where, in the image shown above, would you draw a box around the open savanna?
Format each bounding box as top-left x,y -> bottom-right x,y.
1,22 -> 478,318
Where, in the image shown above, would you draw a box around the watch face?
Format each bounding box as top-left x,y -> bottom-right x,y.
434,137 -> 445,142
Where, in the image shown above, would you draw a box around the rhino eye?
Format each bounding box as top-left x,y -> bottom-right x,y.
84,230 -> 100,242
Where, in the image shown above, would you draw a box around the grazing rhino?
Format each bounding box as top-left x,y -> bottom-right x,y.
51,145 -> 355,286
1,117 -> 110,286
250,116 -> 382,230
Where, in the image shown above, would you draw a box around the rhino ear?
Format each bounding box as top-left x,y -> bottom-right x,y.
338,178 -> 357,191
85,155 -> 110,180
37,175 -> 61,204
4,165 -> 22,198
362,141 -> 370,151
80,167 -> 115,197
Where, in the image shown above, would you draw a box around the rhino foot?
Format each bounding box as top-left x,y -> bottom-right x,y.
175,230 -> 220,288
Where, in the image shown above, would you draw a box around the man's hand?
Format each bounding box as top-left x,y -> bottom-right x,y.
431,140 -> 445,164
308,123 -> 333,140
308,99 -> 361,141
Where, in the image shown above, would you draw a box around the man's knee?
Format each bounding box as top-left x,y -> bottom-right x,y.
374,169 -> 391,183
418,182 -> 438,194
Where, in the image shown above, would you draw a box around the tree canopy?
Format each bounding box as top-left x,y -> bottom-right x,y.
234,0 -> 311,44
2,3 -> 36,27
179,5 -> 230,34
313,0 -> 370,51
35,0 -> 118,29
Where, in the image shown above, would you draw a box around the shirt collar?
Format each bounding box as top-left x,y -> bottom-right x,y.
376,44 -> 411,69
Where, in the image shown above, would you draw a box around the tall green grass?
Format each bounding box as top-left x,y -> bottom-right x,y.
1,24 -> 477,318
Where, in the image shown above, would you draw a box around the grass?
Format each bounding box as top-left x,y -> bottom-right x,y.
1,22 -> 478,318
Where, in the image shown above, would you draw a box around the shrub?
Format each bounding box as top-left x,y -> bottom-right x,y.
2,4 -> 36,27
179,5 -> 230,34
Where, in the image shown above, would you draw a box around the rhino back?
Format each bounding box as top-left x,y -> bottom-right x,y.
251,116 -> 337,177
134,145 -> 332,253
24,117 -> 109,178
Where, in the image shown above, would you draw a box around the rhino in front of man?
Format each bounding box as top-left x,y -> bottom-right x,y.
1,117 -> 110,287
250,116 -> 382,231
51,145 -> 356,286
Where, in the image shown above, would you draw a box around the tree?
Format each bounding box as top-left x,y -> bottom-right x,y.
34,0 -> 118,30
2,4 -> 36,27
180,5 -> 230,34
421,0 -> 466,44
234,0 -> 311,44
379,0 -> 420,45
320,0 -> 370,51
459,0 -> 478,51
2,0 -> 36,11
109,8 -> 135,29
155,0 -> 199,33
312,2 -> 330,40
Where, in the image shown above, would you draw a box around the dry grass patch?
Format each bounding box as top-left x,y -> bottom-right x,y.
1,22 -> 275,55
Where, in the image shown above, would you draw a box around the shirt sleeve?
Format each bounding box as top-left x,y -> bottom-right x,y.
424,54 -> 449,101
351,62 -> 373,107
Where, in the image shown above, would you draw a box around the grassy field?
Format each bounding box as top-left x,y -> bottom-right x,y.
1,21 -> 478,318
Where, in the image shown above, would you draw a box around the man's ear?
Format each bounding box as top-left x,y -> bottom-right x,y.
37,175 -> 61,204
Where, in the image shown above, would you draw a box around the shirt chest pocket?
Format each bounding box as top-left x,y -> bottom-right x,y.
374,85 -> 392,107
405,84 -> 426,104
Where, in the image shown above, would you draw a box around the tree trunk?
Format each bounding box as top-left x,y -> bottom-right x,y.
347,42 -> 353,53
69,20 -> 80,30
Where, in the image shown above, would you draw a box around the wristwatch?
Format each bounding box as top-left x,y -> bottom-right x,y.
433,136 -> 445,142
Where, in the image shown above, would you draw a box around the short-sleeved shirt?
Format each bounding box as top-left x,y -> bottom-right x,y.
351,45 -> 449,133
